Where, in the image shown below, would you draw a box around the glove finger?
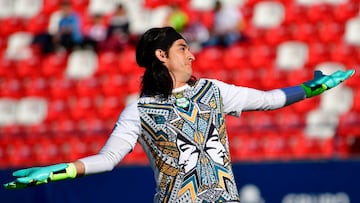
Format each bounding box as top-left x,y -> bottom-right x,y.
17,172 -> 49,183
13,169 -> 30,177
332,69 -> 354,79
327,69 -> 355,88
314,70 -> 325,80
12,168 -> 34,177
3,181 -> 28,189
335,69 -> 355,80
16,177 -> 35,184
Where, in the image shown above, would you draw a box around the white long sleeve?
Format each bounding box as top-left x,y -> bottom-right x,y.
210,79 -> 287,116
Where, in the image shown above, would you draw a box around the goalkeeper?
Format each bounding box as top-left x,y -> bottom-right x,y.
4,26 -> 354,203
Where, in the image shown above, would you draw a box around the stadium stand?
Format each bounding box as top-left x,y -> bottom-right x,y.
0,0 -> 360,167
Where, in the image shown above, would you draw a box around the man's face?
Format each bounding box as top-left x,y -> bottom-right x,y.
163,39 -> 195,88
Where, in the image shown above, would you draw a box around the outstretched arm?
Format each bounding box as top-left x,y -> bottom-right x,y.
215,69 -> 355,114
4,102 -> 141,189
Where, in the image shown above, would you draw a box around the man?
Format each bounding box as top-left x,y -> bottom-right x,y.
4,27 -> 354,203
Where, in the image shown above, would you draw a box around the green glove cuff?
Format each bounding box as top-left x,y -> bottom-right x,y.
300,83 -> 327,98
49,163 -> 77,181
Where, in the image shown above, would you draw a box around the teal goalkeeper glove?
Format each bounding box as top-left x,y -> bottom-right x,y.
301,69 -> 355,98
3,163 -> 77,189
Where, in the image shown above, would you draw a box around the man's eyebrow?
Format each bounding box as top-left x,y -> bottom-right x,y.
177,43 -> 189,49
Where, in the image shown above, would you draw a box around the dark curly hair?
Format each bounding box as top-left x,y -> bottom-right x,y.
136,27 -> 196,98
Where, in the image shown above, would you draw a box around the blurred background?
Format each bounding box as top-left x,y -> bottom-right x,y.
0,0 -> 360,202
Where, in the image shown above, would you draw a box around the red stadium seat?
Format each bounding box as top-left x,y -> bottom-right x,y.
42,0 -> 62,15
125,73 -> 142,94
351,85 -> 360,110
0,56 -> 17,80
248,112 -> 279,133
69,96 -> 96,121
48,76 -> 75,100
31,136 -> 62,165
118,47 -> 139,75
290,132 -> 333,160
243,25 -> 266,45
26,120 -> 51,136
144,0 -> 168,8
230,66 -> 262,88
100,73 -> 128,98
249,44 -> 276,69
292,22 -> 319,43
318,21 -> 344,44
41,52 -> 68,78
0,138 -> 8,168
23,76 -> 49,97
82,134 -> 107,155
305,3 -> 332,23
3,137 -> 33,167
193,46 -> 223,72
283,3 -> 306,25
330,42 -> 358,67
25,13 -> 50,35
345,66 -> 360,88
0,17 -> 25,38
15,55 -> 42,79
198,10 -> 215,30
74,77 -> 101,98
45,98 -> 70,122
222,44 -> 249,70
276,108 -> 306,132
332,2 -> 359,23
306,42 -> 330,68
57,136 -> 88,161
285,67 -> 312,86
291,96 -> 320,115
52,118 -> 77,137
0,78 -> 23,98
337,111 -> 360,137
70,0 -> 90,13
231,133 -> 265,161
336,135 -> 351,159
263,131 -> 293,160
80,115 -> 108,134
264,26 -> 291,47
95,51 -> 119,76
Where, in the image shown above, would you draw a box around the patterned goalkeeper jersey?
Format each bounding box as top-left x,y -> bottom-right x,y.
137,79 -> 240,203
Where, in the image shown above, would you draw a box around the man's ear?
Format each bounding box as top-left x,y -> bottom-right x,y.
155,49 -> 167,62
